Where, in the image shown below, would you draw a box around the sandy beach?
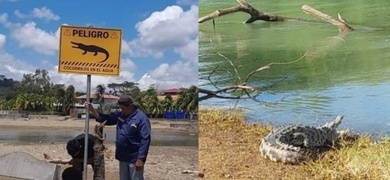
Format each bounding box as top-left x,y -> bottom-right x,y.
0,115 -> 198,180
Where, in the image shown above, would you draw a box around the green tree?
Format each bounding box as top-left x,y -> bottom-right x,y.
107,83 -> 121,95
0,78 -> 18,100
15,69 -> 51,94
63,85 -> 76,115
95,84 -> 106,113
119,81 -> 137,94
0,98 -> 16,110
50,84 -> 66,112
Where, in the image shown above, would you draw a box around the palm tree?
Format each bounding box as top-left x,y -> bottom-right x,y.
174,86 -> 198,119
163,95 -> 174,111
184,86 -> 198,119
1,98 -> 15,110
143,85 -> 164,118
0,99 -> 5,110
15,93 -> 30,110
43,96 -> 56,112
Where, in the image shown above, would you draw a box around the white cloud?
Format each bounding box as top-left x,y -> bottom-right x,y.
120,58 -> 137,72
134,36 -> 199,91
0,52 -> 36,81
126,5 -> 199,90
176,0 -> 197,6
0,13 -> 7,23
0,13 -> 59,55
11,22 -> 59,55
32,7 -> 60,21
124,5 -> 198,58
121,39 -> 132,55
0,34 -> 5,52
14,10 -> 27,18
4,64 -> 31,76
0,13 -> 15,29
13,7 -> 60,22
174,37 -> 198,62
137,59 -> 198,91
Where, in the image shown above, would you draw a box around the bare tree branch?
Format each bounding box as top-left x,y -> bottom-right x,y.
199,0 -> 309,24
199,52 -> 308,102
199,2 -> 354,33
301,5 -> 353,32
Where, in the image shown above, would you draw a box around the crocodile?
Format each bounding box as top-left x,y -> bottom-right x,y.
71,41 -> 110,63
260,115 -> 343,164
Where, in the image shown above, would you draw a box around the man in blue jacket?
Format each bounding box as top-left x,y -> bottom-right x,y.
86,95 -> 151,180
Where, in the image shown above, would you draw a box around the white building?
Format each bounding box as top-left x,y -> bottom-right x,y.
71,94 -> 120,118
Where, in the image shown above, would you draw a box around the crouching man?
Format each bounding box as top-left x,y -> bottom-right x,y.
66,133 -> 96,172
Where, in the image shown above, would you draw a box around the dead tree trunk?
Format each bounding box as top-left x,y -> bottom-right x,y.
199,1 -> 354,32
199,0 -> 301,24
93,121 -> 106,180
301,5 -> 353,32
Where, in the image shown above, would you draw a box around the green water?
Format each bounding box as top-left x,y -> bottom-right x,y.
199,0 -> 390,137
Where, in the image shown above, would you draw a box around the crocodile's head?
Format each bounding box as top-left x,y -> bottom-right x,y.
321,115 -> 343,129
71,41 -> 82,48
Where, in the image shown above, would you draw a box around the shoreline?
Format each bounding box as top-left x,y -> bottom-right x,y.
0,115 -> 199,180
0,116 -> 198,133
0,143 -> 198,180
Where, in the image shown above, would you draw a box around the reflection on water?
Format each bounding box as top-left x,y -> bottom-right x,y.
199,0 -> 390,137
0,131 -> 198,146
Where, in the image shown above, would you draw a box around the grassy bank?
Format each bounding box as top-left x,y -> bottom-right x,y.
199,108 -> 390,180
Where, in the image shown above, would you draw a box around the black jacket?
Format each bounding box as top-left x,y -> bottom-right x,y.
72,133 -> 95,159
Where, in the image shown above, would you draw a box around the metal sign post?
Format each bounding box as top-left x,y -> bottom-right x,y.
83,74 -> 91,180
58,25 -> 122,180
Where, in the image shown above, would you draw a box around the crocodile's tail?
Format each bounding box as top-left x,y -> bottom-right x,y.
321,115 -> 343,129
259,138 -> 309,165
99,50 -> 110,63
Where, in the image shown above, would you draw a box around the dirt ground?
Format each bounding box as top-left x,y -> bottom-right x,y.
0,115 -> 198,180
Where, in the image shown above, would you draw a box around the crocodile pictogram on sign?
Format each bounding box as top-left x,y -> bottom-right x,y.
58,25 -> 122,76
71,41 -> 110,63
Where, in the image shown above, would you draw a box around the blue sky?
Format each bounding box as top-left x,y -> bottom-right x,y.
0,0 -> 198,92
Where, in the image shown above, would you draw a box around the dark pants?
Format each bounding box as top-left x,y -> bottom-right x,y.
71,159 -> 95,172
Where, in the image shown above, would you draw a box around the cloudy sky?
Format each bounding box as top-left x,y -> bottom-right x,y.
0,0 -> 198,92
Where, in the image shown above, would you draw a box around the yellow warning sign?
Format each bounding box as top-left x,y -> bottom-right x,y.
58,25 -> 122,76
64,29 -> 71,36
110,33 -> 118,39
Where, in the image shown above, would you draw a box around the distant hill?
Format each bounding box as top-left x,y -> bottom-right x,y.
0,78 -> 17,99
0,78 -> 16,87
